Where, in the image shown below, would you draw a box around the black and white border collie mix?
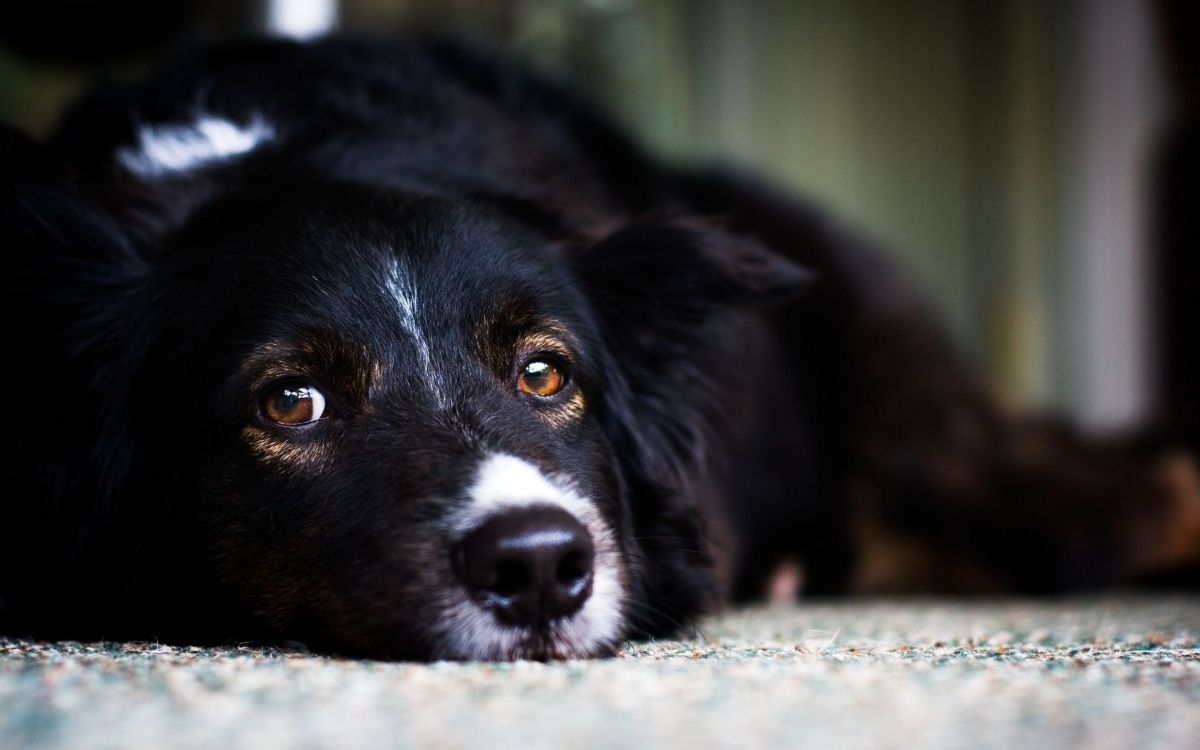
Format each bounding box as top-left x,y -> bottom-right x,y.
2,39 -> 1198,661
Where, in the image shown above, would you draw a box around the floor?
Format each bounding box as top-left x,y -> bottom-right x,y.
2,595 -> 1198,749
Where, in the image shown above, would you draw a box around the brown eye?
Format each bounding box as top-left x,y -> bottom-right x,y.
517,359 -> 565,398
262,383 -> 327,425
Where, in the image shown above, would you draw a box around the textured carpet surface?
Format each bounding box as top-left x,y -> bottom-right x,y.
3,595 -> 1199,749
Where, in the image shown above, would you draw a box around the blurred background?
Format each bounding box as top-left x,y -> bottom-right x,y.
1,0 -> 1196,440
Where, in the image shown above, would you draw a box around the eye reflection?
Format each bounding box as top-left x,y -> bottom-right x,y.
262,383 -> 327,425
517,359 -> 565,398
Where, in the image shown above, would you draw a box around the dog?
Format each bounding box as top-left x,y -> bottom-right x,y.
2,38 -> 1198,661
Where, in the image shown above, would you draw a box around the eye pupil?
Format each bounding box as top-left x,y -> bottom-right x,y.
262,384 -> 325,425
518,359 -> 565,397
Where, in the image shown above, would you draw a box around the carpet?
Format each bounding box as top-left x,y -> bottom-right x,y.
3,595 -> 1198,749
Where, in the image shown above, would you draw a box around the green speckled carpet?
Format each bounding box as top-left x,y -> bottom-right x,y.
3,596 -> 1199,749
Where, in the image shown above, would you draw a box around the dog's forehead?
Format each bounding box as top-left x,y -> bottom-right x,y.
168,186 -> 590,363
370,203 -> 564,306
371,224 -> 589,368
358,205 -> 582,336
174,182 -> 566,299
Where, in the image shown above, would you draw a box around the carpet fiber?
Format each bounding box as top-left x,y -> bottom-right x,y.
3,595 -> 1198,749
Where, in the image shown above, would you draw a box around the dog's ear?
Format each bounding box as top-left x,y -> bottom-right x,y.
2,124 -> 147,567
574,217 -> 811,633
2,125 -> 148,373
578,217 -> 813,311
574,217 -> 812,487
2,124 -> 147,282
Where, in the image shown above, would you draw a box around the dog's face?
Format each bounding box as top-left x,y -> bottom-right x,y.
148,180 -> 638,659
4,101 -> 808,659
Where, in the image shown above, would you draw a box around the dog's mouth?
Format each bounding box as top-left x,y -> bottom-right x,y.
439,613 -> 624,662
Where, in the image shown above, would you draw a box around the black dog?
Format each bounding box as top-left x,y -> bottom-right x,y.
2,39 -> 1197,660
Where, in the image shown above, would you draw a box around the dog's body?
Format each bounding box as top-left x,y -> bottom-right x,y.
2,39 -> 1198,660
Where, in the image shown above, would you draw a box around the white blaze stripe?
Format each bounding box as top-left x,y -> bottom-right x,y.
442,454 -> 626,659
117,115 -> 275,176
383,257 -> 448,408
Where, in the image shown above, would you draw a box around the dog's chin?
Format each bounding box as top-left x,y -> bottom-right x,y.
433,593 -> 625,661
449,623 -> 620,662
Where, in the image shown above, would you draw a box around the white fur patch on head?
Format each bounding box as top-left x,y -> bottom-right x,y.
440,453 -> 626,660
383,257 -> 449,409
266,0 -> 338,39
455,454 -> 594,531
117,115 -> 275,176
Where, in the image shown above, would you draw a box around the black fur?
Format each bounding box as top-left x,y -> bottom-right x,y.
2,38 -> 1196,659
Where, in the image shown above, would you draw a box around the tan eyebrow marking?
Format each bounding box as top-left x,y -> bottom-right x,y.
518,331 -> 575,358
238,334 -> 375,395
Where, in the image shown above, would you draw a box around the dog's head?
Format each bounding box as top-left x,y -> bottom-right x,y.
3,84 -> 808,659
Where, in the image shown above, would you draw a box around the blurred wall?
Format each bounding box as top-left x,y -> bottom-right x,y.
501,0 -> 1165,428
0,0 -> 1171,427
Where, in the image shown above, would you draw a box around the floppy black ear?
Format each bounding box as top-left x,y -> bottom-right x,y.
3,125 -> 146,273
579,217 -> 812,310
1,124 -> 148,597
573,217 -> 811,634
575,217 -> 812,488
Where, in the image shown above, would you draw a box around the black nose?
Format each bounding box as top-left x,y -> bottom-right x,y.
456,507 -> 595,627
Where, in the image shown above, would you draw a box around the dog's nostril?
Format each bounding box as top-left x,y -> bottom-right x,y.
492,558 -> 532,596
456,506 -> 595,627
557,550 -> 589,586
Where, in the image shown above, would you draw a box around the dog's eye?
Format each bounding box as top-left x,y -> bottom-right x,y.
517,359 -> 565,398
262,383 -> 327,425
